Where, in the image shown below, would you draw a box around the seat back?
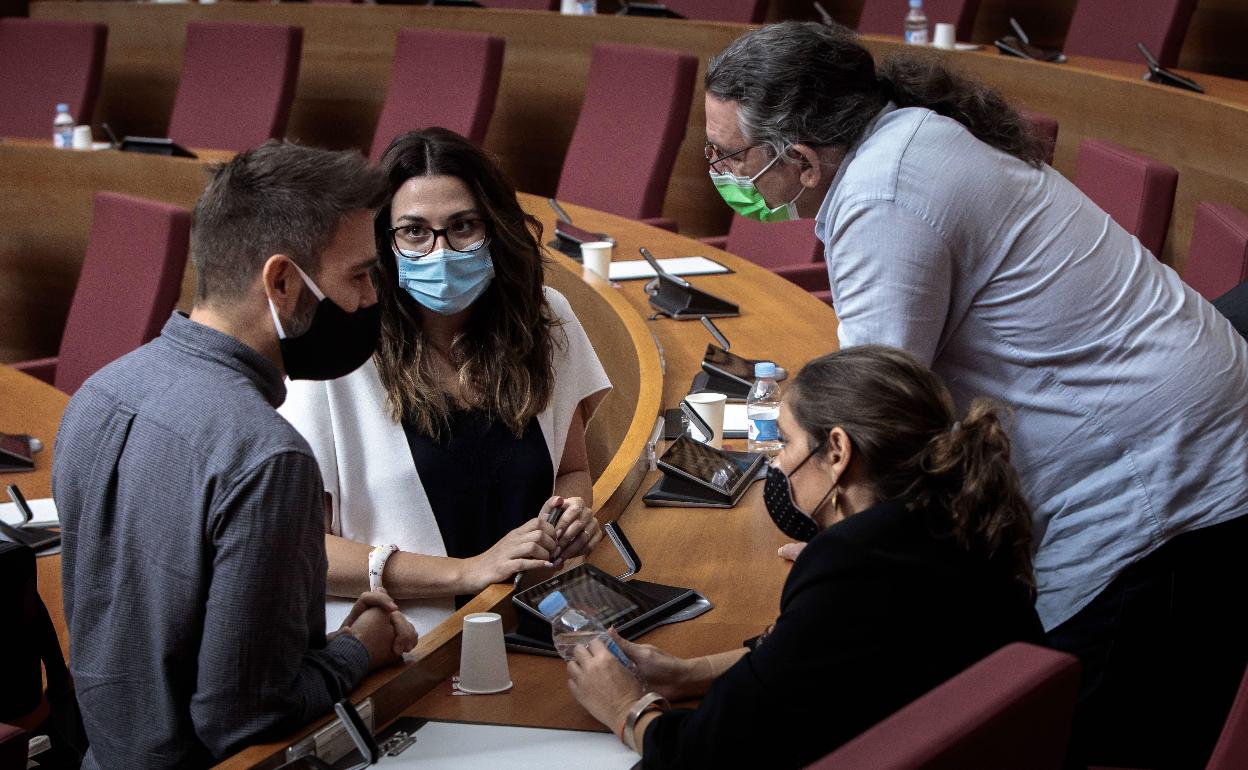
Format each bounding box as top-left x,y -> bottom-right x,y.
0,19 -> 107,140
725,216 -> 823,270
1208,663 -> 1248,770
857,0 -> 982,43
371,29 -> 504,160
480,0 -> 557,8
1064,0 -> 1197,68
55,192 -> 191,396
1019,109 -> 1059,165
556,43 -> 697,221
665,0 -> 769,23
1184,203 -> 1248,302
168,21 -> 303,152
808,643 -> 1080,770
1073,138 -> 1178,259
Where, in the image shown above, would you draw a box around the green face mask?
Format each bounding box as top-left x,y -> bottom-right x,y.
709,149 -> 804,223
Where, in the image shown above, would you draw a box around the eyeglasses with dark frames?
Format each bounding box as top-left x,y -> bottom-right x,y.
389,218 -> 490,259
704,142 -> 758,173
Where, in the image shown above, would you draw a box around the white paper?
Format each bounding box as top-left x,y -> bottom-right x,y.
608,256 -> 729,281
724,403 -> 749,435
0,497 -> 59,527
376,720 -> 637,768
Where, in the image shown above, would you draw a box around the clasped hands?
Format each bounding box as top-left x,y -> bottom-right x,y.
332,588 -> 419,668
464,495 -> 603,589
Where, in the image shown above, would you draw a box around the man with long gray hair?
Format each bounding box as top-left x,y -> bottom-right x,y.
704,20 -> 1248,768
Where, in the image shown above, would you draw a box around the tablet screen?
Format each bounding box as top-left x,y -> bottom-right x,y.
515,564 -> 653,628
0,434 -> 32,464
703,344 -> 756,384
658,435 -> 747,494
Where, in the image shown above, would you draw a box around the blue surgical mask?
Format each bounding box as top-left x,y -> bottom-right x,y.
396,243 -> 495,315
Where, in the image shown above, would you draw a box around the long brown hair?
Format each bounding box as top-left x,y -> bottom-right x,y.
373,128 -> 558,439
789,345 -> 1035,589
705,21 -> 1047,168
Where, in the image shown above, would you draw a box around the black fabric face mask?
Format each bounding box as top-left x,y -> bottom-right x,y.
762,445 -> 833,543
268,263 -> 381,381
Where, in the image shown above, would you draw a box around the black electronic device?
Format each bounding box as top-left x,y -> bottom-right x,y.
2,484 -> 59,552
1138,42 -> 1204,93
617,1 -> 684,17
119,137 -> 197,159
545,198 -> 614,261
639,247 -> 739,320
678,398 -> 714,444
642,433 -> 766,508
0,433 -> 34,473
506,563 -> 702,655
995,18 -> 1066,63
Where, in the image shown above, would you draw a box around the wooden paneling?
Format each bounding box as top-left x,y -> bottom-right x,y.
30,3 -> 743,240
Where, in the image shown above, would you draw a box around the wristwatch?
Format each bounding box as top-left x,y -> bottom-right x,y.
621,691 -> 670,752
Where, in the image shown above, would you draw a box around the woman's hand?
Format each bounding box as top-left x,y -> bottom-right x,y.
567,638 -> 646,736
545,495 -> 602,563
777,542 -> 806,561
607,629 -> 701,701
337,588 -> 419,661
463,518 -> 557,590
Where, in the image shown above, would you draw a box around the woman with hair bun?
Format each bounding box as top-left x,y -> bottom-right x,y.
564,345 -> 1043,769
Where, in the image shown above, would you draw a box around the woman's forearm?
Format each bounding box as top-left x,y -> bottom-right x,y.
324,533 -> 479,599
682,648 -> 749,697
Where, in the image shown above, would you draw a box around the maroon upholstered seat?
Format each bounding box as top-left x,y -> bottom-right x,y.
0,724 -> 28,770
1207,663 -> 1248,770
167,21 -> 302,152
556,43 -> 697,224
665,0 -> 769,23
1073,138 -> 1178,259
0,19 -> 107,140
857,0 -> 982,42
1019,109 -> 1059,165
703,216 -> 830,304
808,643 -> 1080,770
480,0 -> 557,8
1064,0 -> 1197,68
370,29 -> 504,160
1184,203 -> 1248,302
13,192 -> 191,396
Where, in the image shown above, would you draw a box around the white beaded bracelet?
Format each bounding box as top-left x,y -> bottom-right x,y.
368,544 -> 399,593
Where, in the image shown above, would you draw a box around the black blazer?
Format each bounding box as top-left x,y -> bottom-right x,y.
643,498 -> 1045,769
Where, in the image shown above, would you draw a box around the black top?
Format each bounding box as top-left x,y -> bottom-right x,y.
53,313 -> 369,770
643,499 -> 1045,770
404,409 -> 553,595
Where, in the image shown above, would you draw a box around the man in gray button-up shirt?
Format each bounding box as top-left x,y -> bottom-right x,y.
54,143 -> 417,768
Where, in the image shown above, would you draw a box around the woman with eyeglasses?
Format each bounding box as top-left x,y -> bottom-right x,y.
280,128 -> 611,633
563,346 -> 1044,769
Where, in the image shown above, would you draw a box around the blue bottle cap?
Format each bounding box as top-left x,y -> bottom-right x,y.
56,103 -> 69,112
754,361 -> 777,378
909,0 -> 922,7
538,590 -> 569,619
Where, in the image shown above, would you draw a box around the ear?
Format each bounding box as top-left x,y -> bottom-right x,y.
791,144 -> 824,189
261,253 -> 300,317
820,426 -> 854,484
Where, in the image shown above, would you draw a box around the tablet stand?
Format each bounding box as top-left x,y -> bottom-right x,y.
646,272 -> 739,320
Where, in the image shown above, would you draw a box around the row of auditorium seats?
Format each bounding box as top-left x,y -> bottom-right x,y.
0,17 -> 695,222
14,169 -> 1248,399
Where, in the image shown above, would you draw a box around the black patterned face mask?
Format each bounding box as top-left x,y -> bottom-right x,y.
762,445 -> 834,542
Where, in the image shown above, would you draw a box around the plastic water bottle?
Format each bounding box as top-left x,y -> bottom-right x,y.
560,0 -> 595,14
747,362 -> 783,456
53,103 -> 74,149
539,590 -> 639,677
904,0 -> 929,45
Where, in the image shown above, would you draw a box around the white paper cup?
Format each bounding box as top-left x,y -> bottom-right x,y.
458,612 -> 512,694
685,392 -> 727,449
580,241 -> 613,280
72,125 -> 93,150
933,23 -> 956,50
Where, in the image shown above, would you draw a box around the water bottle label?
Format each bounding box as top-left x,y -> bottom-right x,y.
54,132 -> 71,149
575,0 -> 594,13
750,418 -> 779,442
905,29 -> 929,45
605,638 -> 632,668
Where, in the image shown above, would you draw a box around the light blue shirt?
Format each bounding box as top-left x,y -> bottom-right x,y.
816,105 -> 1248,629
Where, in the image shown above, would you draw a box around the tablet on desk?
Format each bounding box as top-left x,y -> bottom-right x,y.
0,433 -> 34,472
658,434 -> 752,497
